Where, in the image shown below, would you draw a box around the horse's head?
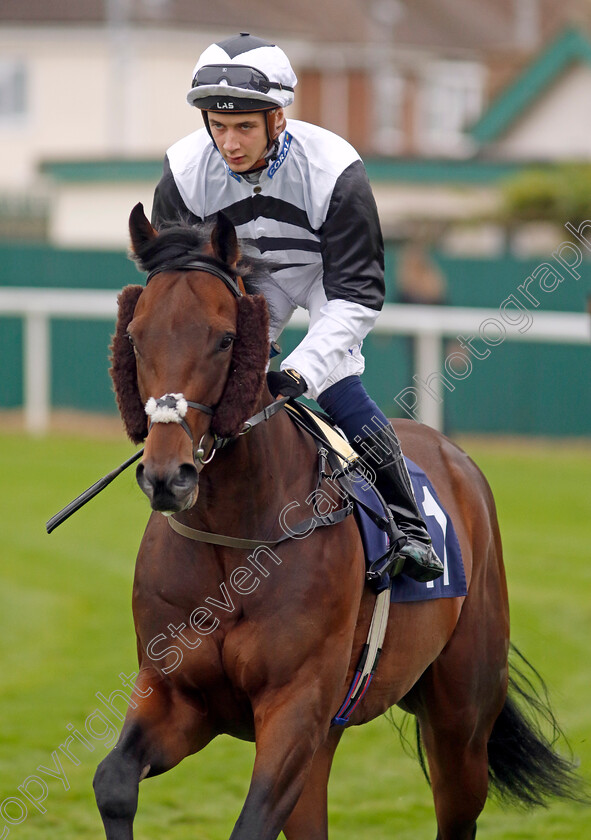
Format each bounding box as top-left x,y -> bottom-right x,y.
110,203 -> 269,512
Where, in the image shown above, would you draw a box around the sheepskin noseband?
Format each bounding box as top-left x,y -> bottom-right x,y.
145,393 -> 190,425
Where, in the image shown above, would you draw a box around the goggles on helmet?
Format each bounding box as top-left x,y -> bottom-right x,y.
192,64 -> 294,95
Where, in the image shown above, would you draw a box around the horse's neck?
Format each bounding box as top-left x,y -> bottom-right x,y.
194,404 -> 316,536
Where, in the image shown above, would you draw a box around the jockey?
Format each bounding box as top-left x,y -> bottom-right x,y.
151,32 -> 443,584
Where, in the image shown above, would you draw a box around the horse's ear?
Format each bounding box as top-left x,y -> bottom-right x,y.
210,211 -> 240,267
129,202 -> 157,256
211,294 -> 270,439
109,284 -> 148,444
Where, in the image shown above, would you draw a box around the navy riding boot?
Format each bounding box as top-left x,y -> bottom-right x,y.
353,425 -> 444,583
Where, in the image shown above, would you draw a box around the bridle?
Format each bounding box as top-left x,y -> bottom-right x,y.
45,257 -> 285,534
146,259 -> 243,298
144,392 -> 218,465
142,259 -> 286,467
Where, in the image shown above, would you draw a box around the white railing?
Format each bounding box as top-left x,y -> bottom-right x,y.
0,287 -> 589,434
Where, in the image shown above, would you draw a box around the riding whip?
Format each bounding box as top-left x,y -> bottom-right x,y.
46,449 -> 144,534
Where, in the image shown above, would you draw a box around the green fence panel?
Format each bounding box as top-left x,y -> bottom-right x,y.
1,242 -> 589,435
0,318 -> 23,408
0,243 -> 138,289
51,320 -> 117,412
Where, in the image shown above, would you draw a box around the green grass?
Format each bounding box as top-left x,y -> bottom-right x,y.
0,430 -> 590,839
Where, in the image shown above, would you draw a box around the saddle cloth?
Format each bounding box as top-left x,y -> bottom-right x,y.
287,404 -> 467,604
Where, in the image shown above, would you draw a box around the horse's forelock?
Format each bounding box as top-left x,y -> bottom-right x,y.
124,219 -> 273,440
131,224 -> 211,274
131,220 -> 273,298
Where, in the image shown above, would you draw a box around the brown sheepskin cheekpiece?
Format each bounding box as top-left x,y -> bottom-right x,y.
211,293 -> 270,439
109,284 -> 147,444
110,284 -> 269,444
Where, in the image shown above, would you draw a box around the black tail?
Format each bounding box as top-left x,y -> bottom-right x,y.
393,644 -> 588,808
487,645 -> 587,808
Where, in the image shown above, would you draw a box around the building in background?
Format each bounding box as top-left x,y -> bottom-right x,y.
1,0 -> 591,246
1,1 -> 590,436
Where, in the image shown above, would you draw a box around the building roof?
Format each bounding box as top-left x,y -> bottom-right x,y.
470,26 -> 591,144
0,0 -> 581,50
39,155 -> 526,185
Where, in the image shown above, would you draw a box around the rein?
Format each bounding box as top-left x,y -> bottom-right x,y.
145,392 -> 289,466
167,432 -> 354,549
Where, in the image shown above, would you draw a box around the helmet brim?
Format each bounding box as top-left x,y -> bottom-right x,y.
187,84 -> 293,111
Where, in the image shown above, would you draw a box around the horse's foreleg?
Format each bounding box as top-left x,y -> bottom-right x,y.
228,680 -> 342,840
93,669 -> 214,840
93,726 -> 146,840
282,727 -> 344,840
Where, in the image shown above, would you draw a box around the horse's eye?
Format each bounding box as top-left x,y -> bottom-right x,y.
127,332 -> 136,349
219,334 -> 235,351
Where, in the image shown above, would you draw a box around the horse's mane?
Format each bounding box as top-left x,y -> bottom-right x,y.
131,219 -> 272,297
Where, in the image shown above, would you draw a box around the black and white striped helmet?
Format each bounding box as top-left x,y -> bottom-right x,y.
187,33 -> 297,112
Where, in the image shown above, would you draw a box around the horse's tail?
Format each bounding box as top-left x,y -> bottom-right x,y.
397,644 -> 588,807
486,644 -> 587,808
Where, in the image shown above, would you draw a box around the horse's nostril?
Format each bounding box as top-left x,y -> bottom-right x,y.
136,460 -> 198,511
173,463 -> 199,491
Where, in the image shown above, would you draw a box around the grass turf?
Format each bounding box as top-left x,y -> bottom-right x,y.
0,430 -> 589,839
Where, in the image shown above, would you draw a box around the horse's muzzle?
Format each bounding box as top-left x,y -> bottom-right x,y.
136,461 -> 199,512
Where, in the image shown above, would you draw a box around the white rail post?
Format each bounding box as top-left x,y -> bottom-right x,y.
415,331 -> 443,431
24,311 -> 50,435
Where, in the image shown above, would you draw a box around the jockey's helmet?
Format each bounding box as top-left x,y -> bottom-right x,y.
187,33 -> 297,143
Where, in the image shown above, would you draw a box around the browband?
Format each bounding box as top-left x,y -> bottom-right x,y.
146,260 -> 243,298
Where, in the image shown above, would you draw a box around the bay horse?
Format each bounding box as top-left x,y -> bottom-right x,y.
94,202 -> 583,840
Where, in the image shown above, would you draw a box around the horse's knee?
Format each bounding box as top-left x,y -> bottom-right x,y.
93,750 -> 140,821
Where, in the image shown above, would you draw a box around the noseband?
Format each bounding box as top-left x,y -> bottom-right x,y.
145,393 -> 216,464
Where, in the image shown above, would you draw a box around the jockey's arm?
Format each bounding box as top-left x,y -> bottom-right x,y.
281,160 -> 385,399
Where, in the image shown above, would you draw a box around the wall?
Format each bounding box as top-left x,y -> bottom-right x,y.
493,62 -> 591,161
0,24 -> 304,192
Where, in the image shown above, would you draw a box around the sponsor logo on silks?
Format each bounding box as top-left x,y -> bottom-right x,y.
216,101 -> 235,109
267,132 -> 292,179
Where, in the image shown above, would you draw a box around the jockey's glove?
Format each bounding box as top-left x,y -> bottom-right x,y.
267,368 -> 307,399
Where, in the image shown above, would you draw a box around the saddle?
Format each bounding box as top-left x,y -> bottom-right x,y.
284,400 -> 467,603
284,400 -> 404,592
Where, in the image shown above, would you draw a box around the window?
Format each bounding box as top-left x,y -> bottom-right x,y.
0,60 -> 27,123
419,61 -> 484,156
373,71 -> 404,154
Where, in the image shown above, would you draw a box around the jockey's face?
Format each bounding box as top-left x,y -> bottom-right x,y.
207,111 -> 269,172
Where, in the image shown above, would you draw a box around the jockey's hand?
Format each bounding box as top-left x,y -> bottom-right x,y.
267,368 -> 307,399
